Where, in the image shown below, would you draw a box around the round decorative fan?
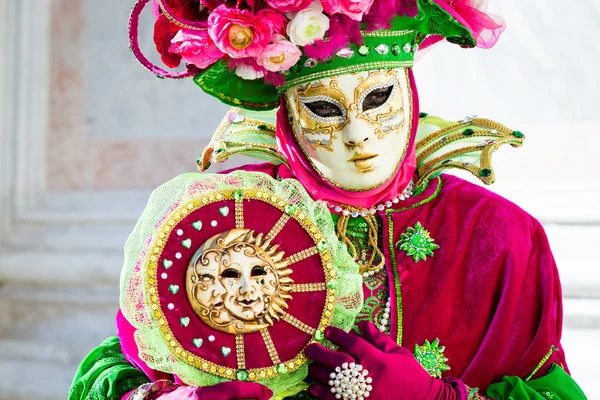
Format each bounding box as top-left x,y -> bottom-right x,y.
121,171 -> 361,392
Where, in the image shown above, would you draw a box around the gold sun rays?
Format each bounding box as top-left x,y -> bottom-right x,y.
236,334 -> 246,370
290,282 -> 327,292
265,213 -> 290,242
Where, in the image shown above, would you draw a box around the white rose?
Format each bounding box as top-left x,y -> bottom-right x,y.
235,63 -> 266,80
287,1 -> 330,46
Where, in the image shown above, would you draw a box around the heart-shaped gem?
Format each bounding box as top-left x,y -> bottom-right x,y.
180,317 -> 190,327
193,338 -> 203,348
162,259 -> 173,269
169,284 -> 179,294
219,206 -> 229,217
182,238 -> 192,249
221,346 -> 231,356
192,221 -> 202,231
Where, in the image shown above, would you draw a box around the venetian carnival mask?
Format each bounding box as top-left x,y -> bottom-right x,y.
186,228 -> 293,334
285,68 -> 413,191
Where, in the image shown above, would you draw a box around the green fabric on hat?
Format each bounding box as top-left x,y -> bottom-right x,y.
485,364 -> 588,400
194,60 -> 280,111
68,336 -> 150,400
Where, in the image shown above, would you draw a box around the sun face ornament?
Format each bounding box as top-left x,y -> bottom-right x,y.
186,228 -> 294,334
120,171 -> 362,396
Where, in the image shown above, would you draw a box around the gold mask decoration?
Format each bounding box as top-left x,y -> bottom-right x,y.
285,68 -> 412,191
186,229 -> 293,334
292,81 -> 349,151
352,69 -> 404,139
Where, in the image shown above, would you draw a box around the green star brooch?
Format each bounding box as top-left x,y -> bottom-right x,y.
396,221 -> 440,263
414,338 -> 450,378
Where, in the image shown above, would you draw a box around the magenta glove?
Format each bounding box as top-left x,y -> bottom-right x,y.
122,381 -> 273,400
305,322 -> 468,400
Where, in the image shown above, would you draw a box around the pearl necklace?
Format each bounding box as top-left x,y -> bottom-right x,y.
377,297 -> 392,332
326,179 -> 415,218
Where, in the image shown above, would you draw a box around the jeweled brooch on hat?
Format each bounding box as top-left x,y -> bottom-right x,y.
120,171 -> 362,396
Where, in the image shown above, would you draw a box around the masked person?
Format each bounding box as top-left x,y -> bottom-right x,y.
69,0 -> 589,399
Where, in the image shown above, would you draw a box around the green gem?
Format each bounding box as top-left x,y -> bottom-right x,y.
155,75 -> 165,80
193,338 -> 203,348
180,317 -> 190,327
327,279 -> 338,289
414,339 -> 450,378
221,346 -> 232,356
314,330 -> 325,341
316,241 -> 328,251
357,45 -> 369,56
479,168 -> 492,178
395,221 -> 440,263
512,130 -> 524,138
192,221 -> 203,231
219,206 -> 230,216
285,204 -> 297,215
419,112 -> 429,118
216,148 -> 225,153
162,259 -> 173,269
276,364 -> 287,374
257,124 -> 269,130
196,155 -> 202,164
463,128 -> 475,136
182,238 -> 192,249
234,190 -> 244,201
169,284 -> 180,294
236,370 -> 249,381
391,43 -> 401,56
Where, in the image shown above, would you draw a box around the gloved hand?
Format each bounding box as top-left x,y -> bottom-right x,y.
123,381 -> 273,400
305,321 -> 468,400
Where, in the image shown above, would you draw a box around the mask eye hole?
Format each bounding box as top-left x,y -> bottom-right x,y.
251,265 -> 267,277
221,268 -> 239,279
304,100 -> 344,118
362,86 -> 394,112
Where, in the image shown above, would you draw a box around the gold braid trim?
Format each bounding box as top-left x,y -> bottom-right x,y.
336,211 -> 384,276
364,214 -> 385,274
336,213 -> 357,259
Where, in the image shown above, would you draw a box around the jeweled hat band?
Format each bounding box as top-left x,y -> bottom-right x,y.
194,29 -> 422,111
280,30 -> 420,90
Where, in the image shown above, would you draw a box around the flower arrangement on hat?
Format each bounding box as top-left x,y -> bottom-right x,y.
151,0 -> 504,85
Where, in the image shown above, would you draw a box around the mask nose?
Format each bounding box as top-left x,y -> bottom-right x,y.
238,275 -> 252,295
213,281 -> 226,296
343,111 -> 372,146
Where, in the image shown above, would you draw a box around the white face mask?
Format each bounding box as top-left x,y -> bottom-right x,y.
285,68 -> 413,191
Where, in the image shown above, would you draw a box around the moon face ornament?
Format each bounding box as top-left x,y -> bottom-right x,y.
186,229 -> 293,334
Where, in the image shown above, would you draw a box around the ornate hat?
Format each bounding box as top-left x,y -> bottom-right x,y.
129,0 -> 504,110
120,171 -> 363,397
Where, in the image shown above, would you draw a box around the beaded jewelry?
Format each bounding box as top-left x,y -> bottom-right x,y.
328,362 -> 373,400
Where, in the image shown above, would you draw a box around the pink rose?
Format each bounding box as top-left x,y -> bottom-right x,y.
256,38 -> 302,72
169,29 -> 224,69
320,0 -> 374,21
264,0 -> 312,13
208,5 -> 272,58
257,9 -> 288,35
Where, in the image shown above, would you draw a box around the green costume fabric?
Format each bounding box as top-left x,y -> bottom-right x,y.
485,365 -> 587,400
68,332 -> 587,400
68,336 -> 150,400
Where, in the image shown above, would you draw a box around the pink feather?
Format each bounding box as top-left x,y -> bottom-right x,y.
303,14 -> 363,61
